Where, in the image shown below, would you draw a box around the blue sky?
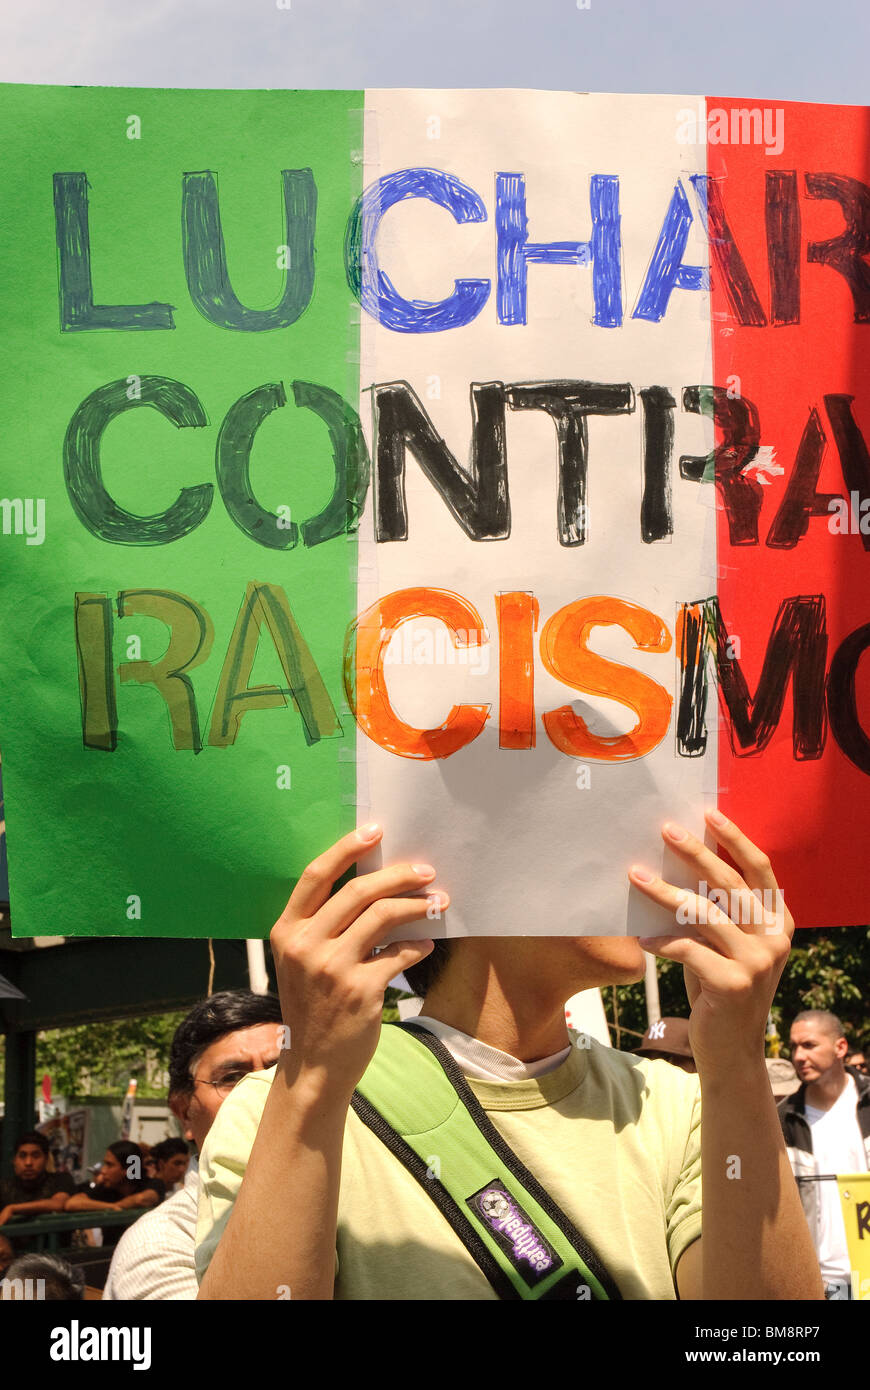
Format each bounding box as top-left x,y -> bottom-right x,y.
0,0 -> 866,103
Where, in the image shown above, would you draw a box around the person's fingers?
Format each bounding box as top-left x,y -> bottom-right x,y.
281,824 -> 383,922
704,811 -> 780,895
315,862 -> 440,939
704,811 -> 794,939
637,933 -> 734,978
337,891 -> 450,960
364,937 -> 437,991
660,821 -> 745,893
628,867 -> 744,955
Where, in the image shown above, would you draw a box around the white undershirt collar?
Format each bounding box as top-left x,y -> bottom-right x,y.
412,1015 -> 572,1082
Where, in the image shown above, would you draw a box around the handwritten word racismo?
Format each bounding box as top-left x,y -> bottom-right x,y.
74,584 -> 870,776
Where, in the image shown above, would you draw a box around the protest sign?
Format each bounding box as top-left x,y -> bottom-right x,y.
0,86 -> 867,938
0,86 -> 360,939
836,1174 -> 870,1299
37,1108 -> 90,1183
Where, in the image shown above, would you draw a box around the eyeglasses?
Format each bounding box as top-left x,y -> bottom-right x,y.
191,1060 -> 280,1099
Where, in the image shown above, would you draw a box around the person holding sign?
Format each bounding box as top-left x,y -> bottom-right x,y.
194,810 -> 824,1301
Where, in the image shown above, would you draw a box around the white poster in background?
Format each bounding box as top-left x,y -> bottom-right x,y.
356,91 -> 716,937
565,989 -> 612,1046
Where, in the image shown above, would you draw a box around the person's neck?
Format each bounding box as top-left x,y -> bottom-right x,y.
806,1064 -> 849,1112
421,952 -> 571,1063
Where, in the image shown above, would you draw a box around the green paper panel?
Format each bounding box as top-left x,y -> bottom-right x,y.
0,85 -> 362,938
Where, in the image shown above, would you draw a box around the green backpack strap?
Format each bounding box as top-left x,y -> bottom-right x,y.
351,1021 -> 621,1301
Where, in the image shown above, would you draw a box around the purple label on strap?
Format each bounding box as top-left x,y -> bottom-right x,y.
467,1178 -> 563,1286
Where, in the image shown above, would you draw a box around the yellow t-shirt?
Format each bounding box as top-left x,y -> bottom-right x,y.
195,1035 -> 702,1300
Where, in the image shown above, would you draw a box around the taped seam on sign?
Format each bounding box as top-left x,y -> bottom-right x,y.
702,741 -> 722,792
699,508 -> 718,577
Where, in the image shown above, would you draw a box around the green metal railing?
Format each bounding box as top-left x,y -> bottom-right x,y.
2,1208 -> 145,1252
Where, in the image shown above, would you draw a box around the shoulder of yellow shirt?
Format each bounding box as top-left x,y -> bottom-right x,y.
215,1028 -> 700,1123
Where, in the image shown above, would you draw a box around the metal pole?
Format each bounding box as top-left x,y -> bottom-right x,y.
1,1027 -> 37,1171
643,951 -> 661,1027
246,938 -> 269,995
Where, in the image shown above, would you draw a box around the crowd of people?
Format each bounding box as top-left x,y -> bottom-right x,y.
0,994 -> 866,1300
0,991 -> 281,1299
0,1119 -> 195,1297
0,818 -> 868,1301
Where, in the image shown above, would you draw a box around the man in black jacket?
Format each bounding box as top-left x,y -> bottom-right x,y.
778,1010 -> 870,1299
0,1132 -> 74,1227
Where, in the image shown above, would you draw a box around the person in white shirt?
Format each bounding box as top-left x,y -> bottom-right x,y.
103,989 -> 284,1300
779,1009 -> 870,1299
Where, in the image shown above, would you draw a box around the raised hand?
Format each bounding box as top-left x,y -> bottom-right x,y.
628,809 -> 793,1076
269,823 -> 445,1098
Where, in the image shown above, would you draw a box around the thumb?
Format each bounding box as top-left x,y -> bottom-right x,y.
683,964 -> 701,1008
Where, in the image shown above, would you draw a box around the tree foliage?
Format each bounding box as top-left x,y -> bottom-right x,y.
3,930 -> 867,1104
381,987 -> 408,1025
23,994 -> 410,1101
35,1011 -> 187,1099
606,928 -> 870,1053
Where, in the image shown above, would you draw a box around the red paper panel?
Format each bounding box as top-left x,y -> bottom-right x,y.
710,98 -> 870,926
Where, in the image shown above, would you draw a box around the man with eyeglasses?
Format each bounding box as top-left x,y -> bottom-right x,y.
103,989 -> 283,1300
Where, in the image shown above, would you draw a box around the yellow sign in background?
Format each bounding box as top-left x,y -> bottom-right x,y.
837,1174 -> 870,1299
